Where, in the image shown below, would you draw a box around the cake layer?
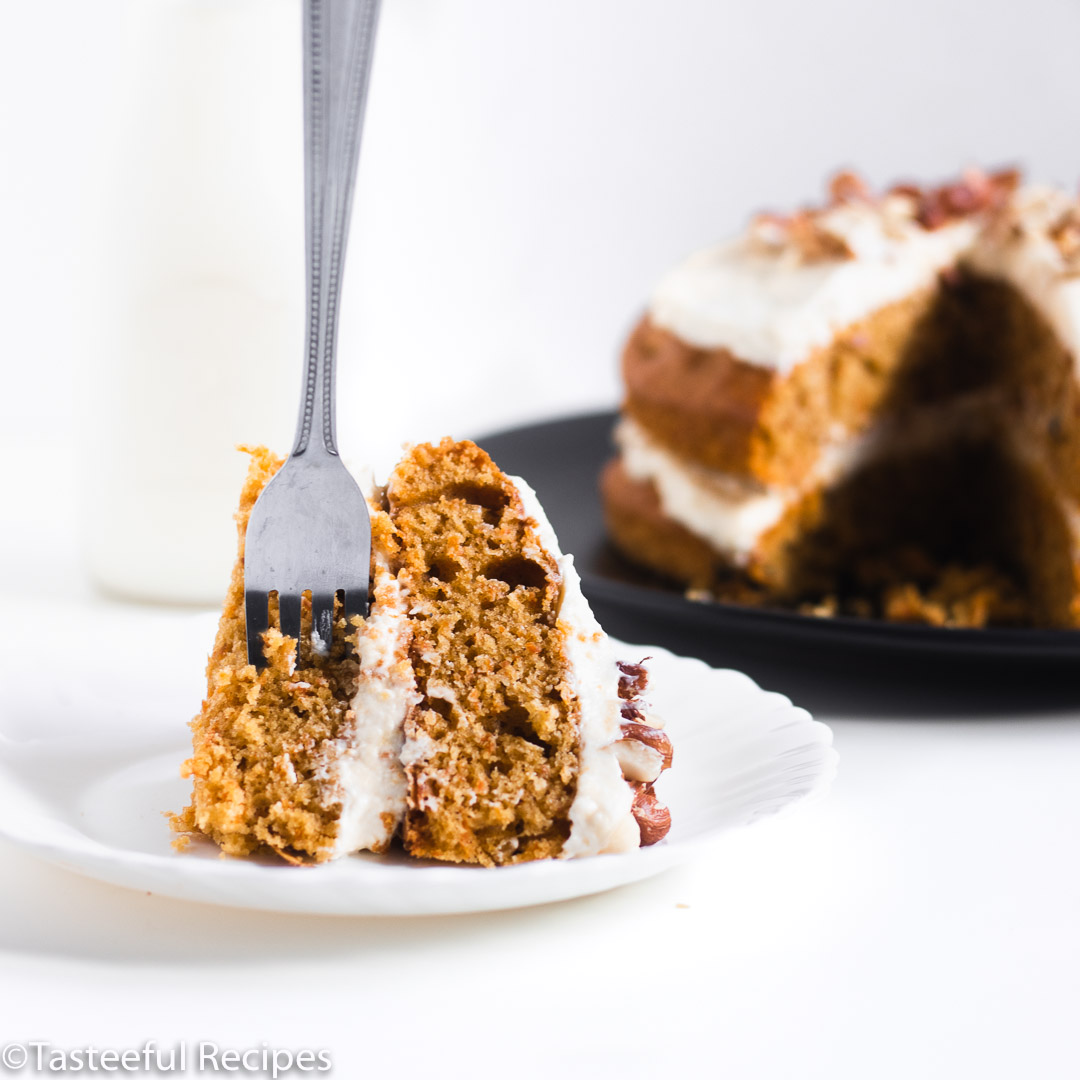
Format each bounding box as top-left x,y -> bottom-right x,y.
614,416 -> 788,564
389,440 -> 617,864
177,447 -> 370,863
601,457 -> 759,591
623,289 -> 943,486
614,412 -> 859,571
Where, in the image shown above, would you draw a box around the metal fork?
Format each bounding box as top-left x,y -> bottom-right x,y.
244,0 -> 381,667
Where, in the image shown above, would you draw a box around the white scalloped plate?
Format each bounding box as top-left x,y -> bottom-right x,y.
0,607 -> 835,916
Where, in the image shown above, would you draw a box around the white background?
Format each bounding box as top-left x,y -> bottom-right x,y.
3,1 -> 1080,1077
6,0 -> 1080,454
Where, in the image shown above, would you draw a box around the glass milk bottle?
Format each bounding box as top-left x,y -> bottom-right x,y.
84,0 -> 303,604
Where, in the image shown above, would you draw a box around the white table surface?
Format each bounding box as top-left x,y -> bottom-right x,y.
3,435 -> 1079,1080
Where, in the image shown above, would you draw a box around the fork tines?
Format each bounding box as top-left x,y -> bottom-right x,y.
243,454 -> 372,668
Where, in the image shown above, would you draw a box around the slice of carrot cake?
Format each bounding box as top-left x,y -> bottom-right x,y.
173,439 -> 672,865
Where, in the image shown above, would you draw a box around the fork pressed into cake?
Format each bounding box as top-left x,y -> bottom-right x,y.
244,0 -> 382,666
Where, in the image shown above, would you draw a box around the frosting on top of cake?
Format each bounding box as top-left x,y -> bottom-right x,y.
511,476 -> 639,857
648,169 -> 1026,372
967,184 -> 1080,363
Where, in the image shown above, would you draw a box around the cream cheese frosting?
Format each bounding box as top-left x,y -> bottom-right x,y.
966,185 -> 1080,366
616,418 -> 788,562
322,491 -> 417,858
512,476 -> 640,857
650,198 -> 978,372
616,417 -> 865,563
648,178 -> 1080,376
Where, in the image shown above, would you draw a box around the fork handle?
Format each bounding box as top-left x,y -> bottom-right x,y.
293,0 -> 382,458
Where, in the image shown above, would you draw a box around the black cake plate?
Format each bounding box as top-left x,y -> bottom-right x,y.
475,411 -> 1080,686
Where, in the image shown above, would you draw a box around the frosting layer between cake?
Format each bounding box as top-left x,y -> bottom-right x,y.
325,524 -> 416,858
615,417 -> 860,564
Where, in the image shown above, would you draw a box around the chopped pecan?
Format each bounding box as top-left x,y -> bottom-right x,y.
751,211 -> 790,228
748,208 -> 853,263
630,782 -> 672,846
617,659 -> 649,700
828,170 -> 871,205
940,178 -> 984,215
614,737 -> 663,783
620,721 -> 673,771
1049,213 -> 1080,261
989,166 -> 1022,195
622,699 -> 665,728
787,212 -> 854,261
914,190 -> 950,230
748,212 -> 791,250
888,181 -> 922,200
911,166 -> 1021,229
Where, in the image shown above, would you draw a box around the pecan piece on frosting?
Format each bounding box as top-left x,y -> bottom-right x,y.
621,699 -> 666,728
747,210 -> 853,262
828,170 -> 871,205
906,166 -> 1022,230
614,737 -> 663,783
787,212 -> 854,262
614,720 -> 673,783
889,181 -> 922,200
747,212 -> 790,251
620,721 -> 673,771
630,782 -> 672,846
988,166 -> 1022,198
1049,212 -> 1080,262
617,659 -> 649,700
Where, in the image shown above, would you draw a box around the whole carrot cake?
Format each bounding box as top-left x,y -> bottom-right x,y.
603,168 -> 1080,626
173,439 -> 672,865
